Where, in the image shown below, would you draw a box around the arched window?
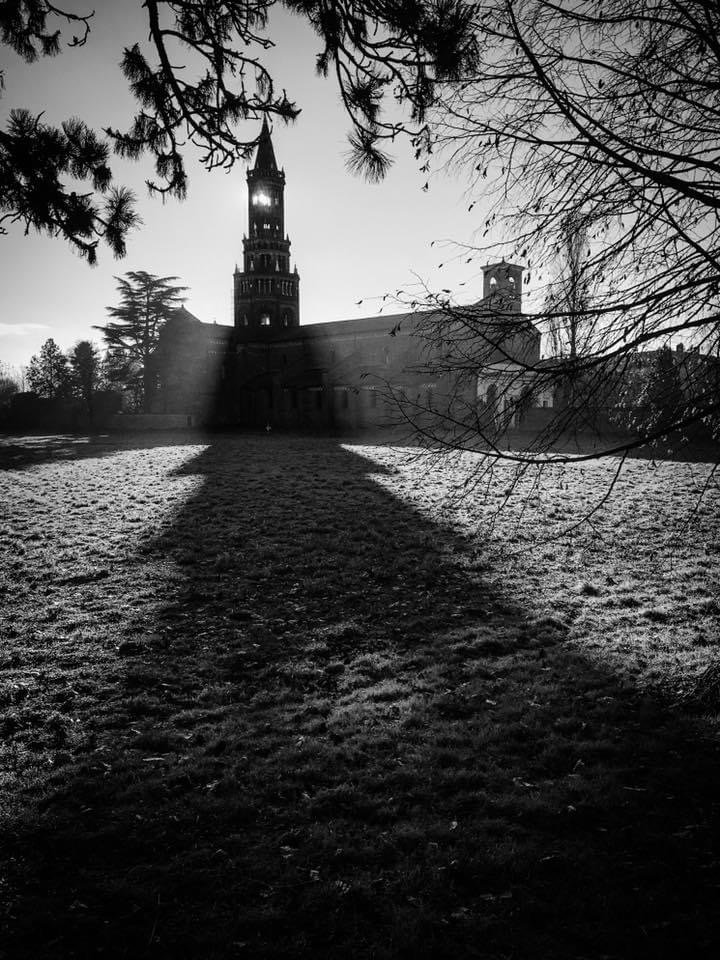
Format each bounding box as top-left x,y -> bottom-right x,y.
260,313 -> 271,327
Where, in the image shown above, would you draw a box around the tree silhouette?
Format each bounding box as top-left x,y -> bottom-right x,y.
26,338 -> 71,399
0,367 -> 19,405
1,1 -> 477,261
68,340 -> 105,421
96,271 -> 187,412
636,349 -> 686,439
395,0 -> 720,461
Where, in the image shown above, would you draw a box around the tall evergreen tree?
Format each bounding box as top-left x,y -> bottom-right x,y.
96,271 -> 187,412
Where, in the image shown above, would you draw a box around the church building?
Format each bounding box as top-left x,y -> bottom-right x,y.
153,121 -> 540,430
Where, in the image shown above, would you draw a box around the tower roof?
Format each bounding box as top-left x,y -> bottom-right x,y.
482,260 -> 524,274
252,117 -> 278,174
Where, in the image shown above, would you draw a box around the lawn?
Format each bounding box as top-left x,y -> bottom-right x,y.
1,432 -> 719,959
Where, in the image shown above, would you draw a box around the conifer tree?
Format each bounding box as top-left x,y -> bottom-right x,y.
0,1 -> 476,261
96,271 -> 187,412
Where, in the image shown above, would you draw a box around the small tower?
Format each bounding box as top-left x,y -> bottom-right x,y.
482,261 -> 523,313
233,119 -> 300,336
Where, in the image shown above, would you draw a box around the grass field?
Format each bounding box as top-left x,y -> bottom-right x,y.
1,431 -> 719,959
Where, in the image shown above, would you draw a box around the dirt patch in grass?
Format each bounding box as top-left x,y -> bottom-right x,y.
1,432 -> 719,958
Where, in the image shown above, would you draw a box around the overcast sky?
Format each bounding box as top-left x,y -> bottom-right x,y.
0,1 -> 496,370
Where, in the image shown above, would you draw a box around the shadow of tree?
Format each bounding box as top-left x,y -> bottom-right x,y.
1,435 -> 719,959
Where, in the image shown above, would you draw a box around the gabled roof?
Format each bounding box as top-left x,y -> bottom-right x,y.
171,305 -> 204,325
253,117 -> 278,175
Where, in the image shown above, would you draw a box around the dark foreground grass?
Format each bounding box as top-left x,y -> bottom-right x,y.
1,432 -> 719,959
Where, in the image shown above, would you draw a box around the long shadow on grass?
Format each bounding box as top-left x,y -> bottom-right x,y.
3,435 -> 720,960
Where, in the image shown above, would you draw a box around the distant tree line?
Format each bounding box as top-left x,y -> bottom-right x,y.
1,336 -> 120,430
2,270 -> 187,428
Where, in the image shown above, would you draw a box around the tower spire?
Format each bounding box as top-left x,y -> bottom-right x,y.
233,117 -> 300,335
253,117 -> 278,175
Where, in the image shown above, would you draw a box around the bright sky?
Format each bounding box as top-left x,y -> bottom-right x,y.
0,1 -> 495,371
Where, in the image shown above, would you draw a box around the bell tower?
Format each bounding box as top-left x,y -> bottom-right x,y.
482,261 -> 523,313
233,118 -> 300,336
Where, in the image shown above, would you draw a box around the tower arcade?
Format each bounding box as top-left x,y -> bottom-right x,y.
233,119 -> 300,336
